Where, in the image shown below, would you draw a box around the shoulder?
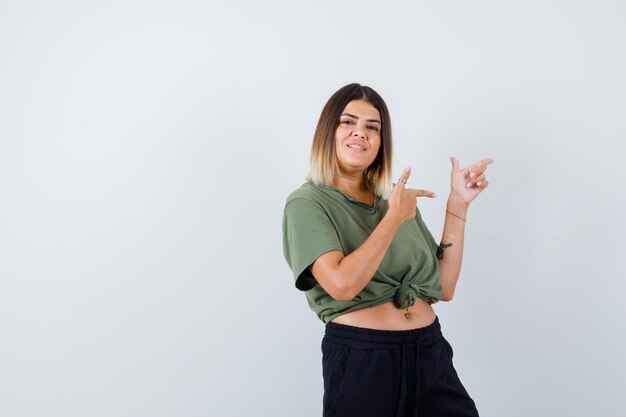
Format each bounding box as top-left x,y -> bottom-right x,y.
285,181 -> 333,207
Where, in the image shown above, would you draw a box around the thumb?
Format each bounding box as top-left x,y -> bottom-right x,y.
450,156 -> 461,171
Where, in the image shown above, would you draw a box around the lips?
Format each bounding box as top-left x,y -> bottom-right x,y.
346,141 -> 367,151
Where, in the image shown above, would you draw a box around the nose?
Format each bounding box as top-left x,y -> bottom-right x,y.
352,130 -> 366,138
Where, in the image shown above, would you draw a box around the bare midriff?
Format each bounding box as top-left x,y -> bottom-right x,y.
330,298 -> 437,330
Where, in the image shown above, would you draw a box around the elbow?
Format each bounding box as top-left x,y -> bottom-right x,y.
331,283 -> 356,302
326,273 -> 358,302
311,261 -> 360,301
440,290 -> 455,302
310,253 -> 358,302
333,293 -> 354,302
312,271 -> 356,301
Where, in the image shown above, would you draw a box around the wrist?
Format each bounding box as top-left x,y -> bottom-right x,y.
447,192 -> 469,215
383,208 -> 404,228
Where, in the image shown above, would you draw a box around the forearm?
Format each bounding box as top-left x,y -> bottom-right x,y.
438,192 -> 469,301
336,212 -> 402,299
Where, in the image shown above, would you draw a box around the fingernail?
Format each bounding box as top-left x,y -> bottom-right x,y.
432,193 -> 437,198
405,165 -> 411,171
466,182 -> 471,188
470,172 -> 475,178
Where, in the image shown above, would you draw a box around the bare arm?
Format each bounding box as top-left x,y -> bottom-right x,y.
438,192 -> 468,301
310,167 -> 436,301
438,156 -> 493,301
310,215 -> 401,301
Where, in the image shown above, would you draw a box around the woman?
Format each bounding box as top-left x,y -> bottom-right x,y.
282,83 -> 492,417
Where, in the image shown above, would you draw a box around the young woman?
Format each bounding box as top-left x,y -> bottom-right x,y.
283,83 -> 492,417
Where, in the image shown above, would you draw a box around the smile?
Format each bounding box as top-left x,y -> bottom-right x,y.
347,143 -> 366,151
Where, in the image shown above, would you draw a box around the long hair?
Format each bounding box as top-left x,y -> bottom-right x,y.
306,83 -> 393,199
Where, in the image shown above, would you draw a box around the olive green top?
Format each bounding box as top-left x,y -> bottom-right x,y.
282,181 -> 443,324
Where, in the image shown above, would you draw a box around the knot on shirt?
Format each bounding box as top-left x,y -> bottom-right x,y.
395,282 -> 424,309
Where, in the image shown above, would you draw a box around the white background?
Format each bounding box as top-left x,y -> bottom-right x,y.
1,1 -> 625,416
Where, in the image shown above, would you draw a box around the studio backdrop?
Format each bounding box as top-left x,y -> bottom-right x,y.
1,1 -> 624,416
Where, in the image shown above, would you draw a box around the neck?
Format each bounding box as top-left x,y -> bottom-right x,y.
333,171 -> 366,194
332,171 -> 375,206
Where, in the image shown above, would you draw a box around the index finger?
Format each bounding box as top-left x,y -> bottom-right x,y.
408,188 -> 437,198
477,158 -> 494,169
480,158 -> 494,166
469,158 -> 494,177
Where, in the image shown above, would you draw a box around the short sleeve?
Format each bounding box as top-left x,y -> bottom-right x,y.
414,207 -> 439,258
282,198 -> 343,291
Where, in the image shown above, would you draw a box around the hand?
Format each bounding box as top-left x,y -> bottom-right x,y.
449,156 -> 494,206
388,166 -> 437,224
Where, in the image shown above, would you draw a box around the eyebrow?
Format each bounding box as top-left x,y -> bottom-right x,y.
341,113 -> 382,125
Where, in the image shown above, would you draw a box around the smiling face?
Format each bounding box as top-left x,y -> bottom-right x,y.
334,99 -> 382,176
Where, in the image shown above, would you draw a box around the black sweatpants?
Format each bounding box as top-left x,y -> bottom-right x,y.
321,316 -> 479,417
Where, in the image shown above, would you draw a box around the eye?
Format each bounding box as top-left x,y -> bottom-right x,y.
340,119 -> 354,125
368,125 -> 379,132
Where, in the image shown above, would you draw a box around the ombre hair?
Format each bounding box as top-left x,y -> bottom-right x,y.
306,83 -> 393,199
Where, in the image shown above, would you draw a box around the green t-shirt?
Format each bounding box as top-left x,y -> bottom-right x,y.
282,181 -> 443,324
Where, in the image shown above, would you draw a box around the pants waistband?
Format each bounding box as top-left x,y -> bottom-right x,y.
324,316 -> 442,349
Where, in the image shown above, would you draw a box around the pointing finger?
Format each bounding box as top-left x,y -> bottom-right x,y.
408,188 -> 437,198
468,158 -> 494,179
475,158 -> 494,174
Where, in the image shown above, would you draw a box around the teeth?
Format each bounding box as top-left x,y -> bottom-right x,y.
348,144 -> 364,150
